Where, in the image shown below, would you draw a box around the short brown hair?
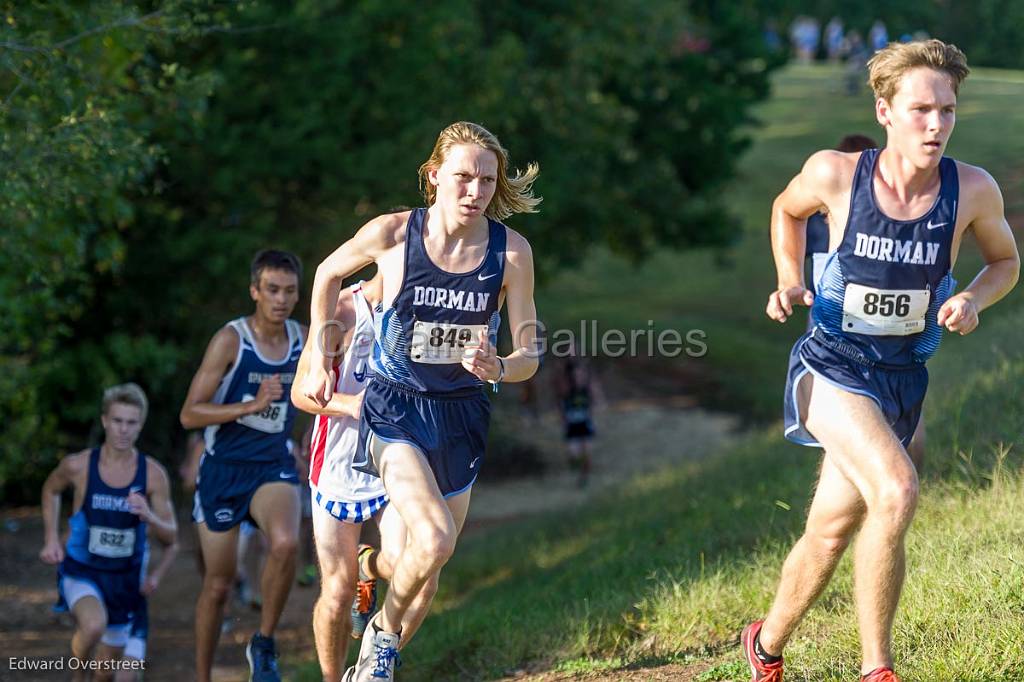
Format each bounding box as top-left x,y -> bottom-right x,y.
102,383 -> 148,422
418,121 -> 541,221
250,249 -> 302,287
867,39 -> 969,103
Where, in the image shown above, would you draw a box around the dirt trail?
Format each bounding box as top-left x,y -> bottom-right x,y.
0,400 -> 738,681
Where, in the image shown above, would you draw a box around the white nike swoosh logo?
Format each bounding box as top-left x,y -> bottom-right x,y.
280,472 -> 297,479
926,220 -> 948,230
478,273 -> 498,281
469,457 -> 480,469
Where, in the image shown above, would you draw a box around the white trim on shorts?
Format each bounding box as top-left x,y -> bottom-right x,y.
123,634 -> 146,661
311,484 -> 388,525
58,574 -> 134,648
784,366 -> 822,447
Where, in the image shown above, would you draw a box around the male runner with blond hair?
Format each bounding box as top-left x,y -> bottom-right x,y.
744,40 -> 1019,681
303,121 -> 542,681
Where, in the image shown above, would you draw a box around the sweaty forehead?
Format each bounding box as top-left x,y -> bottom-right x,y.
893,67 -> 957,104
443,144 -> 498,174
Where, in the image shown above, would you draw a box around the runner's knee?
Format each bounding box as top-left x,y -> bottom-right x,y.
805,526 -> 853,558
870,477 -> 919,523
202,574 -> 235,604
319,576 -> 356,612
77,614 -> 107,643
266,531 -> 298,560
409,523 -> 456,567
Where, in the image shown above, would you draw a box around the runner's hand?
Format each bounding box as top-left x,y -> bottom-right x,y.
253,374 -> 284,412
141,575 -> 160,596
938,293 -> 979,335
301,366 -> 335,408
462,329 -> 500,382
766,286 -> 814,323
40,539 -> 64,564
126,491 -> 153,522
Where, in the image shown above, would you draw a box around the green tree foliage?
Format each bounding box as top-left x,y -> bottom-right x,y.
2,1 -> 781,502
0,2 -> 215,495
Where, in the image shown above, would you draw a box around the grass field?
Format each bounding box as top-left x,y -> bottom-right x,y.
296,64 -> 1024,681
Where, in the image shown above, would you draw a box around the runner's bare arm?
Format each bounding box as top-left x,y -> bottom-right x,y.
499,229 -> 541,382
461,230 -> 538,384
179,326 -> 280,429
142,527 -> 179,595
291,297 -> 364,418
137,459 -> 178,594
304,214 -> 405,406
135,459 -> 178,545
938,168 -> 1020,334
767,150 -> 849,322
39,452 -> 86,563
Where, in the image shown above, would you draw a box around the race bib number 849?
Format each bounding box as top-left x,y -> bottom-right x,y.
410,321 -> 488,364
842,283 -> 930,336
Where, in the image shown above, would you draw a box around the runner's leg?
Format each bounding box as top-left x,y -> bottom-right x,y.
311,501 -> 361,681
248,481 -> 301,636
195,522 -> 240,682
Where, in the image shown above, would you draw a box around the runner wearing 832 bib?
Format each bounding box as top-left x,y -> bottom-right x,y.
180,249 -> 307,682
40,383 -> 178,682
743,40 -> 1019,682
303,122 -> 542,682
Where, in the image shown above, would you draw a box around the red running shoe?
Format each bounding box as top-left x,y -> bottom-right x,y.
861,667 -> 901,682
741,619 -> 784,682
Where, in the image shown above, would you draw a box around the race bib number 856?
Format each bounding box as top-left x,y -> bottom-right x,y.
842,283 -> 930,336
410,321 -> 488,364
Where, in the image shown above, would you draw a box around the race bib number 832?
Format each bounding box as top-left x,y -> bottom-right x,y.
88,525 -> 136,559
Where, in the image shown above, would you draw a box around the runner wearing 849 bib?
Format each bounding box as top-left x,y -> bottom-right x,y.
302,122 -> 542,682
743,40 -> 1019,682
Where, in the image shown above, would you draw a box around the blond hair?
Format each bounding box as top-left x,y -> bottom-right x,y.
102,383 -> 148,422
418,121 -> 541,220
867,39 -> 969,103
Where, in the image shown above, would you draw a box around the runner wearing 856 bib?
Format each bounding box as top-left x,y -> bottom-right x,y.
744,40 -> 1019,682
180,249 -> 307,682
303,122 -> 542,682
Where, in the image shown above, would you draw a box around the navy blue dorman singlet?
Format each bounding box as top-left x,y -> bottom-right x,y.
372,208 -> 506,393
811,148 -> 958,366
64,448 -> 149,572
204,318 -> 303,463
